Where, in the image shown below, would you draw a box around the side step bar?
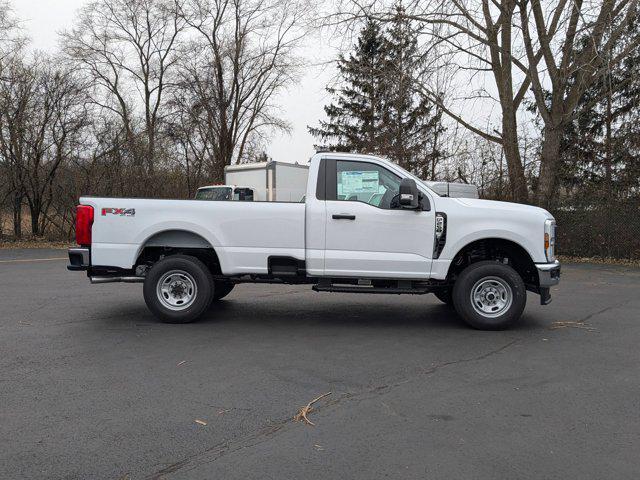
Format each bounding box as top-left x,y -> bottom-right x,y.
313,279 -> 431,295
90,276 -> 144,284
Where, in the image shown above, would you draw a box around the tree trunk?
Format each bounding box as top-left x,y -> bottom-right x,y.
30,204 -> 42,236
604,83 -> 613,198
536,124 -> 563,208
501,111 -> 529,203
12,193 -> 22,238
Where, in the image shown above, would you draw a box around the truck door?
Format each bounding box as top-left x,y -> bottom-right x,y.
321,158 -> 435,279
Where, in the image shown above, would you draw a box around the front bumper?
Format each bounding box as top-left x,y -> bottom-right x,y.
535,260 -> 560,305
536,260 -> 561,287
68,247 -> 90,271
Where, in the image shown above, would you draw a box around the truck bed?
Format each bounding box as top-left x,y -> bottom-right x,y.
81,197 -> 306,275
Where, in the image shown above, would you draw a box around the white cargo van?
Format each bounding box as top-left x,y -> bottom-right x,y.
224,161 -> 309,202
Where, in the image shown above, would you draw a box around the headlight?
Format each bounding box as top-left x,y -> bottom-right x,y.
544,219 -> 556,262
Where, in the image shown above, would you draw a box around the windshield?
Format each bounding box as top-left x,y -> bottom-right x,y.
195,187 -> 232,201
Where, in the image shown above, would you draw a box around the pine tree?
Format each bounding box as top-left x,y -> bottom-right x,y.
309,7 -> 443,177
559,19 -> 640,202
380,4 -> 442,174
308,19 -> 387,153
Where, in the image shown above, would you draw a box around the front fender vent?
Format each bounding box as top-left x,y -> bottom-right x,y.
434,212 -> 447,259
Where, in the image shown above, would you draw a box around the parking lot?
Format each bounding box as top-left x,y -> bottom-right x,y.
1,249 -> 639,479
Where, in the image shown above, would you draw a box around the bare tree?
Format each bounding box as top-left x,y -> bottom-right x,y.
518,0 -> 640,206
0,1 -> 24,70
0,1 -> 25,236
0,59 -> 31,236
165,85 -> 209,194
338,0 -> 639,206
175,0 -> 309,182
62,0 -> 187,185
0,56 -> 88,236
334,0 -> 535,201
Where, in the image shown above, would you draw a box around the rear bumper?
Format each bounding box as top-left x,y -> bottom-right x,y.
536,260 -> 561,287
67,247 -> 90,271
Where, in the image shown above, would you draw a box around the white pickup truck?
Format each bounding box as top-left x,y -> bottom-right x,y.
68,152 -> 560,330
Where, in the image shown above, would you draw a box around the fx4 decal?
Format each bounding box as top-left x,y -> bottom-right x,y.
102,208 -> 135,217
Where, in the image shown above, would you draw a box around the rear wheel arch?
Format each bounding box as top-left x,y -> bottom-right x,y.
134,229 -> 222,275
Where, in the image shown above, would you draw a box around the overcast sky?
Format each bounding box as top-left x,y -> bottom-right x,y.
13,0 -> 334,165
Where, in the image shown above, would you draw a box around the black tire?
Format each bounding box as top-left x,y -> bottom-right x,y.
143,255 -> 214,324
212,281 -> 235,301
434,288 -> 453,306
452,261 -> 526,330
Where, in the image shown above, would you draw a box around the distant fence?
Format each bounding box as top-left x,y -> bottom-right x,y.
552,200 -> 640,260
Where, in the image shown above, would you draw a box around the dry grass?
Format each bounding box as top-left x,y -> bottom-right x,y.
558,255 -> 640,268
0,238 -> 69,250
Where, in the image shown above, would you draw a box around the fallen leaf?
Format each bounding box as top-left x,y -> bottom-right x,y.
294,392 -> 332,426
177,360 -> 187,366
549,321 -> 596,332
194,419 -> 207,426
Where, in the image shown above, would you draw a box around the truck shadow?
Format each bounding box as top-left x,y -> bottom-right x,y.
93,288 -> 543,332
203,300 -> 467,330
198,294 -> 543,332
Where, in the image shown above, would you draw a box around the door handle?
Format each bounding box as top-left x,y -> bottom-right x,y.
332,214 -> 356,220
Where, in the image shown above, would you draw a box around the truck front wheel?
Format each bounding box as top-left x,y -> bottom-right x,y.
143,255 -> 214,323
452,261 -> 526,330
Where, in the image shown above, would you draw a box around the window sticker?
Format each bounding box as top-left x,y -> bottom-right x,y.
340,170 -> 380,196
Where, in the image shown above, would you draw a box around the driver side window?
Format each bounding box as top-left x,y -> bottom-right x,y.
335,160 -> 401,209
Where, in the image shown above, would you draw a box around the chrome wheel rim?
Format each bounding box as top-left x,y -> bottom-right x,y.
470,276 -> 512,318
156,270 -> 197,311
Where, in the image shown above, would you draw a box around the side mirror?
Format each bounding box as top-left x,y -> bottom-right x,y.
398,178 -> 420,209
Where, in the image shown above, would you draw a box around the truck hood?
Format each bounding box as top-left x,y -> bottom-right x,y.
453,197 -> 553,219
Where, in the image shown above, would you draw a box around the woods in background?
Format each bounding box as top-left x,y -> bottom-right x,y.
313,0 -> 640,258
0,0 -> 639,259
1,0 -> 308,238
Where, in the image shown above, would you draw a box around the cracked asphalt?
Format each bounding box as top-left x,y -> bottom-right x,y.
1,249 -> 639,479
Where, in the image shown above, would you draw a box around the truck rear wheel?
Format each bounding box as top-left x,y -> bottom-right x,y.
143,255 -> 214,323
452,261 -> 526,330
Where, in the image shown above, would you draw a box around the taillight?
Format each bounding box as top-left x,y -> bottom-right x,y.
76,205 -> 94,246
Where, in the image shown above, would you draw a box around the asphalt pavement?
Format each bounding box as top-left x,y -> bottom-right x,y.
1,249 -> 639,479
